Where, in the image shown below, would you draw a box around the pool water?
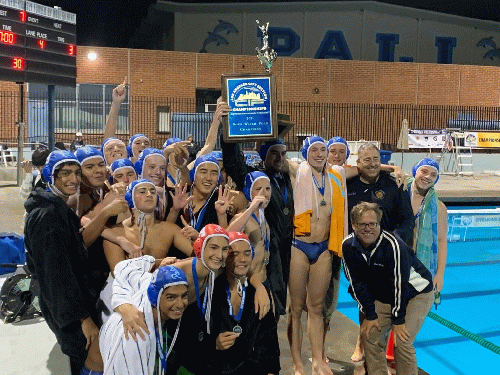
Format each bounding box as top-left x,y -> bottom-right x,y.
336,206 -> 500,373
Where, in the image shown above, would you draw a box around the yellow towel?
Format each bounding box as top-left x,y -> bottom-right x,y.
293,162 -> 347,256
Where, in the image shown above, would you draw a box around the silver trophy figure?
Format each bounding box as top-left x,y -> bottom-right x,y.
256,20 -> 277,72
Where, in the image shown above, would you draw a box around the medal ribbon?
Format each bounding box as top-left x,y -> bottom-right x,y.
251,210 -> 270,252
311,170 -> 326,197
192,258 -> 208,325
189,188 -> 217,231
272,175 -> 288,203
225,283 -> 246,322
154,318 -> 181,372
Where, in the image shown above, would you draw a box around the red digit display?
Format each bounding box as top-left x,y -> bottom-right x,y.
12,57 -> 24,70
67,44 -> 75,55
19,11 -> 26,22
38,39 -> 46,49
0,31 -> 15,45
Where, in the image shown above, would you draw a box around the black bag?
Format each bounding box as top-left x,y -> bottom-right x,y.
0,265 -> 41,323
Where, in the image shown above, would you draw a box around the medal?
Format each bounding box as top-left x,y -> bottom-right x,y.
320,200 -> 327,206
198,332 -> 204,341
233,325 -> 243,335
264,256 -> 269,265
283,207 -> 289,215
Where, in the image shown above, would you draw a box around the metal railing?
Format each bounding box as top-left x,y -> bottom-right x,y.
2,91 -> 500,151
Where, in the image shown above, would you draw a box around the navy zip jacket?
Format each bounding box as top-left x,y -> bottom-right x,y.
346,172 -> 414,245
342,230 -> 433,325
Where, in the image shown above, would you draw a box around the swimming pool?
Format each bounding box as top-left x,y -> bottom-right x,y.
336,206 -> 500,373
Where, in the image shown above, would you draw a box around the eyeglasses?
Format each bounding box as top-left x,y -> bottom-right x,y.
355,222 -> 378,229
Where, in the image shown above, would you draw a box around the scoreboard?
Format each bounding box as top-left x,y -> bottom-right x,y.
0,0 -> 76,86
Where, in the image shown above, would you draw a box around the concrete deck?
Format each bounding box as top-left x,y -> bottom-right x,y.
2,173 -> 491,374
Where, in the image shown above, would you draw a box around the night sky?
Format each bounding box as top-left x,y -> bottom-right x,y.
40,0 -> 500,48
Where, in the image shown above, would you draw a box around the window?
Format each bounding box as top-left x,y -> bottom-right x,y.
27,83 -> 130,136
157,106 -> 171,133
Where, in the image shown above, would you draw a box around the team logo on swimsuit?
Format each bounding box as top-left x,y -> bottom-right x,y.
374,190 -> 385,200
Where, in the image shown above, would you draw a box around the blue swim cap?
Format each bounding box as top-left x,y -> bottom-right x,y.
124,178 -> 157,209
258,139 -> 285,162
101,137 -> 126,164
327,136 -> 350,159
75,146 -> 104,165
300,135 -> 326,160
147,265 -> 188,307
162,137 -> 183,150
412,158 -> 440,183
110,158 -> 137,184
127,134 -> 149,158
243,171 -> 270,201
134,148 -> 166,178
244,152 -> 262,167
211,151 -> 223,161
42,150 -> 80,185
189,152 -> 220,182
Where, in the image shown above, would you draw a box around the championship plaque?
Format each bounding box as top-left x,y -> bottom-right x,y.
221,73 -> 278,142
221,20 -> 279,143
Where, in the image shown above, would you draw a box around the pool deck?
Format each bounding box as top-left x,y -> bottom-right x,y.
2,173 -> 495,374
434,173 -> 500,203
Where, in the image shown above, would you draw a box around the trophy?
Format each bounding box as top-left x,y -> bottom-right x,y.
221,20 -> 292,142
256,20 -> 277,73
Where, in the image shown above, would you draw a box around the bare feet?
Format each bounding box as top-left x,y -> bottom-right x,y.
351,334 -> 364,362
312,360 -> 333,375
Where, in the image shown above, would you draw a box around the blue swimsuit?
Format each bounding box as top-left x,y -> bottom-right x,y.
292,238 -> 329,263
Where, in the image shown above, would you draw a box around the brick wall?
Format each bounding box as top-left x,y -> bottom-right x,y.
2,46 -> 500,104
2,46 -> 500,147
71,46 -> 500,106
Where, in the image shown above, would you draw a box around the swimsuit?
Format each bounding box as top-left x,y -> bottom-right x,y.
292,238 -> 329,263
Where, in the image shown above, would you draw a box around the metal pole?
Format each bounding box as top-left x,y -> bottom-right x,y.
48,85 -> 55,151
16,83 -> 25,187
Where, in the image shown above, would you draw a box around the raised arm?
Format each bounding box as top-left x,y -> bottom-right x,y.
103,77 -> 127,140
196,98 -> 230,158
227,189 -> 265,232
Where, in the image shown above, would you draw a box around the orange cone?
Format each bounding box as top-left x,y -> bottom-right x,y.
386,330 -> 395,361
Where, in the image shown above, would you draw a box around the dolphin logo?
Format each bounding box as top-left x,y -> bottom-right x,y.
213,20 -> 239,35
200,32 -> 229,53
476,37 -> 496,49
483,48 -> 500,60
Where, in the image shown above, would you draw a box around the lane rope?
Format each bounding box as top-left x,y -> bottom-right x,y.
427,311 -> 500,355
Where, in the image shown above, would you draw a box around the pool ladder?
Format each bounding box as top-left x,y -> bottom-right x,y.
448,216 -> 470,242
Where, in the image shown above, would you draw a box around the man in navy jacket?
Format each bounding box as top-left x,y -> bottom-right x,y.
342,202 -> 433,375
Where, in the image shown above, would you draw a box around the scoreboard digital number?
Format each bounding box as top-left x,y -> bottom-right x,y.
0,0 -> 76,86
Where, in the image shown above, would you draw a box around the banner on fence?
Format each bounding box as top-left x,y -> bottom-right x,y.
408,129 -> 446,149
464,132 -> 500,148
